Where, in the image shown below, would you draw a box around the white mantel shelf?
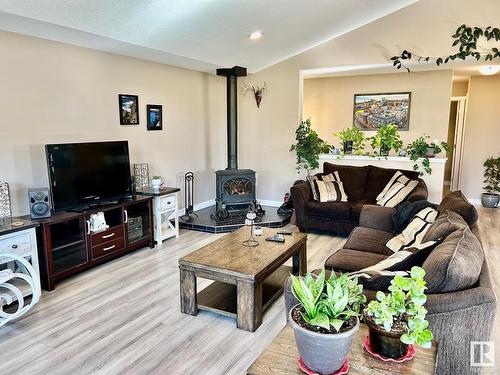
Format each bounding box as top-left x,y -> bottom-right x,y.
319,154 -> 447,203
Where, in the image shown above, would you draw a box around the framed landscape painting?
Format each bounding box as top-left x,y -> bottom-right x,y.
146,104 -> 163,131
119,94 -> 139,125
353,92 -> 411,131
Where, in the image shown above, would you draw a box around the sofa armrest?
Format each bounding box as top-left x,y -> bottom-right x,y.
425,286 -> 496,315
291,182 -> 313,231
359,205 -> 395,233
407,178 -> 428,202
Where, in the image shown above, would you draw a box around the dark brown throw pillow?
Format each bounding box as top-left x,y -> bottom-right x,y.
422,227 -> 484,293
422,209 -> 468,243
437,191 -> 478,226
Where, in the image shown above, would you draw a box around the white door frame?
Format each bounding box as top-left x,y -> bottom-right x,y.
450,96 -> 467,191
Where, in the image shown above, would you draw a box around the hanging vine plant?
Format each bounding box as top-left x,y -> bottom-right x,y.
391,25 -> 500,72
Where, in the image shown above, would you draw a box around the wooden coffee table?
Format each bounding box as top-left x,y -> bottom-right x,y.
178,227 -> 307,332
247,324 -> 438,374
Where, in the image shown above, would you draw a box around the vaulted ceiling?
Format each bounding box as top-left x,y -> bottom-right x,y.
0,0 -> 417,72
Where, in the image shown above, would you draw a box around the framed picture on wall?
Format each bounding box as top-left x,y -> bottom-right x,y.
353,92 -> 411,131
119,94 -> 139,125
146,104 -> 163,131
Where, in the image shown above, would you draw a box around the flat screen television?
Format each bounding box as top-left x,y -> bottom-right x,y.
46,141 -> 132,211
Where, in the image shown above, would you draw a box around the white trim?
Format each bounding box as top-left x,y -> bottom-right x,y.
467,198 -> 481,206
319,154 -> 448,164
176,199 -> 215,216
258,200 -> 283,207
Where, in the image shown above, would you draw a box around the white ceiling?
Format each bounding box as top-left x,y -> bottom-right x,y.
0,0 -> 417,73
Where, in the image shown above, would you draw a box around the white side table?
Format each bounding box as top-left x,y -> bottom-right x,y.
0,220 -> 41,327
137,187 -> 180,247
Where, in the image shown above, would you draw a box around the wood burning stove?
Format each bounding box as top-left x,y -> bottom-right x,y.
215,66 -> 256,213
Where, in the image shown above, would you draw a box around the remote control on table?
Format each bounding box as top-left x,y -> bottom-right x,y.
265,234 -> 285,243
277,230 -> 293,235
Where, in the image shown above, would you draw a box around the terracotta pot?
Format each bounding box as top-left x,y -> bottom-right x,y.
364,311 -> 408,359
290,305 -> 359,374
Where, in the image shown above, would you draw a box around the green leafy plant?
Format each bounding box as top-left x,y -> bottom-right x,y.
407,135 -> 449,176
334,126 -> 366,155
369,124 -> 403,156
391,25 -> 500,72
291,270 -> 366,332
364,266 -> 433,349
483,156 -> 500,194
290,118 -> 331,175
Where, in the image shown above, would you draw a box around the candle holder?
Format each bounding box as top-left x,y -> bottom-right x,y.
242,211 -> 259,247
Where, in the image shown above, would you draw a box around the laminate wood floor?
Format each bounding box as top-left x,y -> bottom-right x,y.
0,208 -> 498,375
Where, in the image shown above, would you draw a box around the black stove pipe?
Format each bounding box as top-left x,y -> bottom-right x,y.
216,66 -> 247,170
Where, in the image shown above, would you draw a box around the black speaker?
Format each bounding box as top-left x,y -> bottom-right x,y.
28,188 -> 51,219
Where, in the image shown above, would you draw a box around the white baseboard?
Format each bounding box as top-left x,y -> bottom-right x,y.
258,199 -> 283,207
177,199 -> 215,216
467,197 -> 481,206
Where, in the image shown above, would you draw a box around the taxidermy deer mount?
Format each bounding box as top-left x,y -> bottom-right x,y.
242,82 -> 266,108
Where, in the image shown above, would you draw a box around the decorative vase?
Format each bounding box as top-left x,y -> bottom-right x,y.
364,311 -> 408,359
343,140 -> 353,154
290,305 -> 358,374
481,193 -> 499,208
380,145 -> 390,157
151,178 -> 162,189
425,148 -> 436,158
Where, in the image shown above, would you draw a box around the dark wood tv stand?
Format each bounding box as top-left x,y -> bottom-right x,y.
30,195 -> 154,291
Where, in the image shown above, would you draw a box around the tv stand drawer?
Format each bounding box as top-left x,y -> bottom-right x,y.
91,226 -> 124,247
91,236 -> 125,260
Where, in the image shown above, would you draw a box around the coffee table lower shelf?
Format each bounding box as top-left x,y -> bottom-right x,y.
197,265 -> 292,318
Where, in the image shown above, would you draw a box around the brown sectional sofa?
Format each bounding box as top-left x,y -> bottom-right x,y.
291,163 -> 428,234
323,192 -> 496,375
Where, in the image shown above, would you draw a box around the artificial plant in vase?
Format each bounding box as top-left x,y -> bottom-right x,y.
290,270 -> 366,374
363,266 -> 433,359
407,135 -> 449,176
482,156 -> 500,208
369,124 -> 403,156
290,118 -> 331,175
334,126 -> 366,155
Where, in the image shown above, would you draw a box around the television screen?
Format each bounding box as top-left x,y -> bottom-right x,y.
46,141 -> 132,211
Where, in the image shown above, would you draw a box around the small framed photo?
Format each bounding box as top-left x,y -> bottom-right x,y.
119,94 -> 139,125
146,104 -> 163,131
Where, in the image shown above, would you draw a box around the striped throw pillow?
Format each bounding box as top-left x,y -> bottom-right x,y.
308,172 -> 341,201
351,240 -> 439,291
376,171 -> 418,207
386,207 -> 438,252
314,179 -> 348,203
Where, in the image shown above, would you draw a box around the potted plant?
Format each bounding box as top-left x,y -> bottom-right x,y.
406,135 -> 449,176
369,124 -> 403,156
334,126 -> 365,155
151,176 -> 162,189
290,118 -> 331,175
363,267 -> 433,359
482,156 -> 500,208
290,270 -> 366,374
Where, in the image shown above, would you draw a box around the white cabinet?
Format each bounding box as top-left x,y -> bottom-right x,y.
0,225 -> 41,327
153,192 -> 179,246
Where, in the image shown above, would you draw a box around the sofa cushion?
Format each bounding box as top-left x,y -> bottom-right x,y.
314,179 -> 348,202
422,227 -> 484,293
376,171 -> 419,208
344,227 -> 395,255
386,207 -> 438,252
350,199 -> 376,221
323,163 -> 369,201
423,209 -> 468,243
305,201 -> 351,219
364,165 -> 420,202
437,190 -> 478,226
392,200 -> 437,234
325,248 -> 388,273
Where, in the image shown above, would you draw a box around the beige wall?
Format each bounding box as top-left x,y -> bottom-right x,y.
461,75 -> 500,199
237,0 -> 499,202
0,30 -> 226,215
452,80 -> 469,96
303,71 -> 452,149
